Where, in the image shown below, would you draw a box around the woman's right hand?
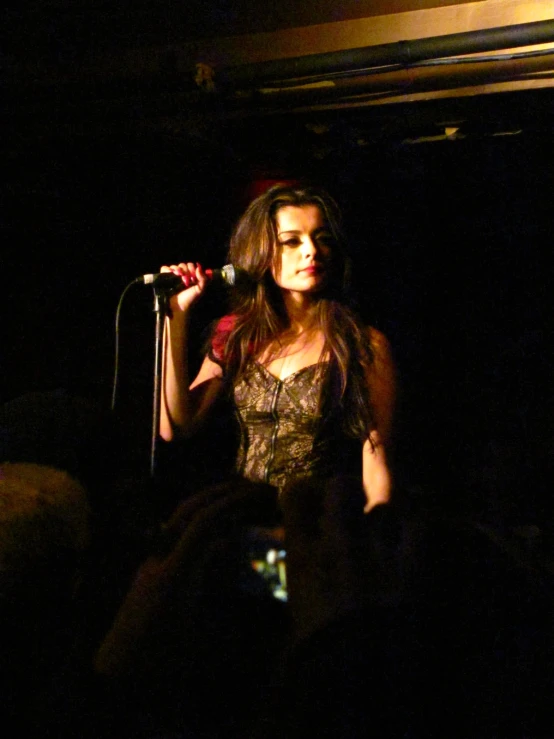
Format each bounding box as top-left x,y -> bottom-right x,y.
160,262 -> 209,315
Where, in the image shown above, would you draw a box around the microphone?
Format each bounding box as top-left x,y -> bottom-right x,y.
139,264 -> 241,291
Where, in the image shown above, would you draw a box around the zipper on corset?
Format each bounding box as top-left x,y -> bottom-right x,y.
264,379 -> 282,483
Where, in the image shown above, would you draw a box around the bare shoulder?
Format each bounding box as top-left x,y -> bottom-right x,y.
367,326 -> 394,364
367,325 -> 388,346
190,354 -> 224,390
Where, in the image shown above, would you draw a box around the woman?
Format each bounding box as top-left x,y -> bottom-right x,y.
94,185 -> 396,737
160,183 -> 395,512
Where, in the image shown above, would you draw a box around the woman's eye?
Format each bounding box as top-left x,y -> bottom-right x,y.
317,235 -> 334,248
280,238 -> 300,248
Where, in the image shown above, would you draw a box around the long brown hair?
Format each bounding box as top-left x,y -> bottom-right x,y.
219,182 -> 375,442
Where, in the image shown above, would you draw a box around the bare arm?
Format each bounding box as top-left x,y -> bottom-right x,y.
159,262 -> 224,441
366,327 -> 396,448
362,436 -> 391,512
362,327 -> 397,511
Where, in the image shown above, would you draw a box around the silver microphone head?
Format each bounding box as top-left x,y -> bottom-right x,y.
220,264 -> 237,285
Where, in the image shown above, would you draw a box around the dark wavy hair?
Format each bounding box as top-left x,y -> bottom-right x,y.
219,182 -> 375,442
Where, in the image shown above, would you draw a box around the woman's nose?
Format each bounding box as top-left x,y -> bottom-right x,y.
301,237 -> 317,256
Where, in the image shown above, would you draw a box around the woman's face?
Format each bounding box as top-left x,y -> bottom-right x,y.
272,204 -> 334,296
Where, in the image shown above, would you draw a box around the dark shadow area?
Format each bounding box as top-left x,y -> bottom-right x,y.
3,116 -> 552,525
1,68 -> 553,737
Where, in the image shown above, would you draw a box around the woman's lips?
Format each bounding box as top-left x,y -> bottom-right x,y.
300,264 -> 324,275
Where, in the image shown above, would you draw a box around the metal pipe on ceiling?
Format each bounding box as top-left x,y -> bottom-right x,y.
229,51 -> 554,110
221,19 -> 554,87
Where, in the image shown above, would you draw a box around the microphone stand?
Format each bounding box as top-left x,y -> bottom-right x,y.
150,285 -> 171,479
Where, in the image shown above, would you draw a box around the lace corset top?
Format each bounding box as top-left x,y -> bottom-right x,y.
233,360 -> 347,492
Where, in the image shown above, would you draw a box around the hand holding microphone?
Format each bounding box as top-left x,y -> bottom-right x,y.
157,262 -> 210,313
144,262 -> 244,314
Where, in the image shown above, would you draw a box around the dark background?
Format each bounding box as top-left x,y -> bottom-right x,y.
2,4 -> 553,530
